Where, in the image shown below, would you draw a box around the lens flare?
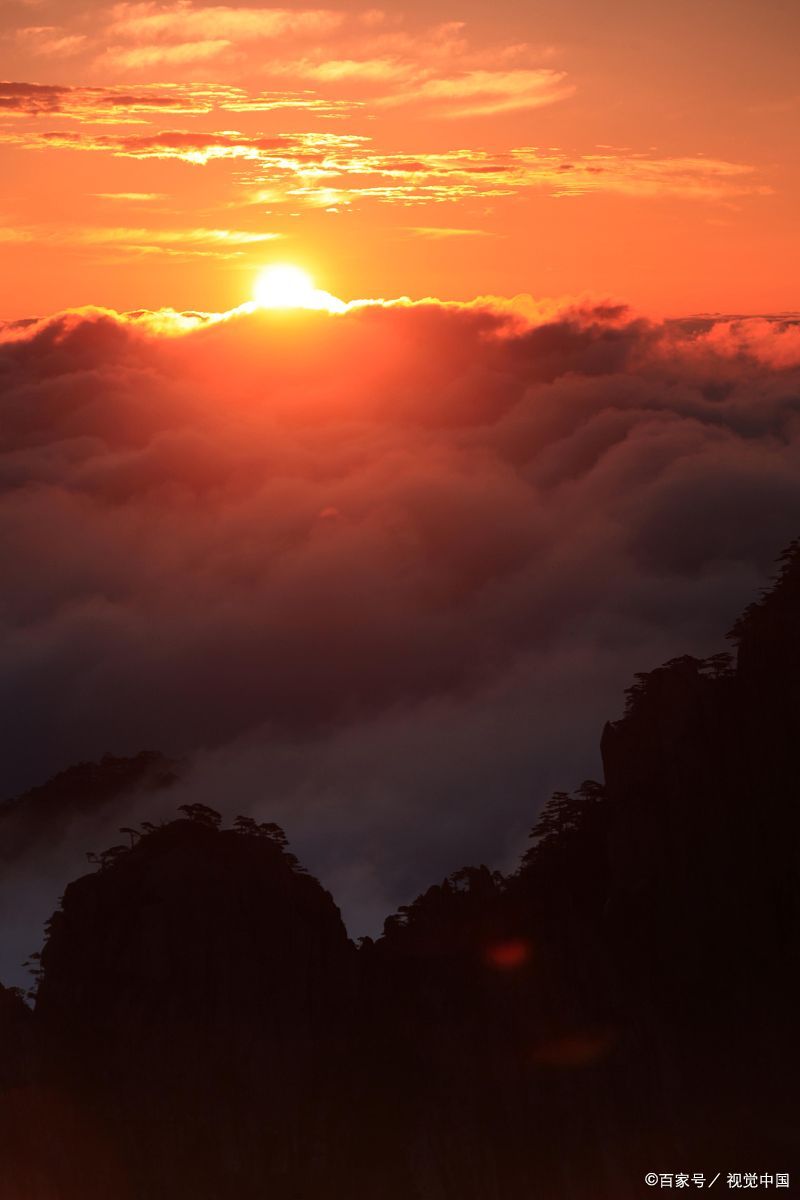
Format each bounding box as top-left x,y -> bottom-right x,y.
484,938 -> 531,969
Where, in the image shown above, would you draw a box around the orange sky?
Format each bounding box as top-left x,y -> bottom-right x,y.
1,0 -> 798,317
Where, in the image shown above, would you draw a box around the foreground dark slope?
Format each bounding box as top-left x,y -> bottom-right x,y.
1,546 -> 799,1197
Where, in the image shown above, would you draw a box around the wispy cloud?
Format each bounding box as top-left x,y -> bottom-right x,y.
15,26 -> 87,58
95,2 -> 344,69
5,7 -> 571,121
0,80 -> 357,122
105,2 -> 344,42
538,150 -> 770,200
2,125 -> 768,206
92,192 -> 166,201
4,127 -> 368,166
99,39 -> 232,68
406,227 -> 494,239
251,20 -> 571,118
378,68 -> 574,118
0,223 -> 282,258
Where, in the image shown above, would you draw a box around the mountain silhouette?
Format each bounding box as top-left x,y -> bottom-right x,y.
1,546 -> 799,1197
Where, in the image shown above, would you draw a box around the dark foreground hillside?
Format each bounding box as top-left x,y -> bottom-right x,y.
1,546 -> 799,1198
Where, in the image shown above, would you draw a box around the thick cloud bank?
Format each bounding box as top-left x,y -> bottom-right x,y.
2,297 -> 800,978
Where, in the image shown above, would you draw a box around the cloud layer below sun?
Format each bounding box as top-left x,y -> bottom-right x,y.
1,293 -> 800,981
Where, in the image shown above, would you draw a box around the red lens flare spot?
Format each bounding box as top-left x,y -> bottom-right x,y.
484,938 -> 531,969
532,1029 -> 615,1068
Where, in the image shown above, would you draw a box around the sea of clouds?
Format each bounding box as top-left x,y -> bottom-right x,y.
1,296 -> 800,983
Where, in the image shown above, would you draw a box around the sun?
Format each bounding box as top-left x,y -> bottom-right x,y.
253,265 -> 345,313
254,265 -> 315,308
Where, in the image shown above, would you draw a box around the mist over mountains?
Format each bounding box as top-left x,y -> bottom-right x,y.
1,541 -> 798,1197
3,299 -> 800,955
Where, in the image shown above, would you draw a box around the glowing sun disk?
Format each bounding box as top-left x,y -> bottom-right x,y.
253,265 -> 345,313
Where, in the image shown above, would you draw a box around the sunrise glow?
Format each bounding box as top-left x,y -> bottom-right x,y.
253,265 -> 346,313
1,4 -> 798,1194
